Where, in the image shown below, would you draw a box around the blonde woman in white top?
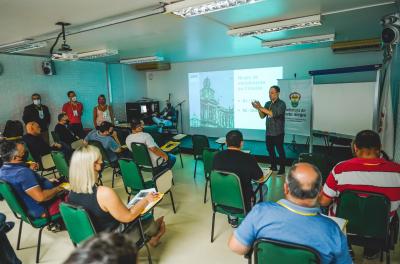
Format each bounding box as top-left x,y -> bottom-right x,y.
93,94 -> 114,128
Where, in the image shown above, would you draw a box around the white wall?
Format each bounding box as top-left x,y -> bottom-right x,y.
0,54 -> 108,132
146,47 -> 382,142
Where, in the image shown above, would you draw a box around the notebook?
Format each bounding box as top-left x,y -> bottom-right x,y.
127,188 -> 164,215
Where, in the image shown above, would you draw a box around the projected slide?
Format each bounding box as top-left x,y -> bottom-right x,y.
189,67 -> 282,130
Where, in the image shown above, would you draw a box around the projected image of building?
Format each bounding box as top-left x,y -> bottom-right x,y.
199,77 -> 233,128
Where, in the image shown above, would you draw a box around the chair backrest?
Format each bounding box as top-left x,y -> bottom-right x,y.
59,202 -> 96,245
3,120 -> 24,138
203,148 -> 219,176
41,153 -> 56,170
0,180 -> 31,223
87,140 -> 111,164
254,238 -> 321,264
130,142 -> 153,168
336,190 -> 390,239
51,151 -> 69,179
192,134 -> 210,157
51,131 -> 61,143
155,169 -> 173,193
298,153 -> 333,182
118,159 -> 146,192
210,170 -> 245,212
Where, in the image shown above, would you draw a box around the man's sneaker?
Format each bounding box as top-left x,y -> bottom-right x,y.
363,249 -> 380,260
227,216 -> 239,228
3,221 -> 14,233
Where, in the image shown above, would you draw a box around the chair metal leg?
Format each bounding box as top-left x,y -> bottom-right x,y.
145,243 -> 153,264
169,191 -> 176,214
386,250 -> 390,264
211,212 -> 216,243
179,152 -> 183,168
194,159 -> 198,178
203,178 -> 209,203
17,219 -> 23,250
112,168 -> 116,188
36,227 -> 44,263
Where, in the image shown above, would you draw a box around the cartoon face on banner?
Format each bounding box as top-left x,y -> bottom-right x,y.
289,92 -> 301,107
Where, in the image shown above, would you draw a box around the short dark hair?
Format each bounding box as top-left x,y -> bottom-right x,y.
226,130 -> 243,148
63,233 -> 137,264
0,141 -> 19,162
130,118 -> 142,130
98,94 -> 106,99
98,121 -> 113,133
32,93 -> 40,98
67,91 -> 75,97
354,130 -> 381,150
58,113 -> 67,121
286,163 -> 322,199
270,85 -> 280,93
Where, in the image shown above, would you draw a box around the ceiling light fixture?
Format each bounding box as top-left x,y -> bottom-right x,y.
0,39 -> 33,49
0,41 -> 48,53
262,33 -> 335,48
120,56 -> 164,64
166,0 -> 262,18
228,15 -> 322,37
78,49 -> 118,60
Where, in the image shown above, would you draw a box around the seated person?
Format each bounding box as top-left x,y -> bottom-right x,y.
0,141 -> 65,218
64,233 -> 137,264
54,113 -> 79,146
152,101 -> 176,128
126,118 -> 176,170
228,163 -> 352,264
212,130 -> 263,224
3,120 -> 24,140
22,121 -> 72,163
84,121 -> 123,163
319,129 -> 400,260
67,145 -> 166,246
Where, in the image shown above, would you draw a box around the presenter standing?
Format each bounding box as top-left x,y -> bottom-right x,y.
252,85 -> 286,175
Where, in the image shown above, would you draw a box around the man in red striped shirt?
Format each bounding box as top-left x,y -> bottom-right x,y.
319,130 -> 400,259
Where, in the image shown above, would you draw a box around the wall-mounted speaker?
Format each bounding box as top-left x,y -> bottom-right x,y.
42,60 -> 56,75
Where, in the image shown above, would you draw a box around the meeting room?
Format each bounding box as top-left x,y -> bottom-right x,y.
1,0 -> 400,263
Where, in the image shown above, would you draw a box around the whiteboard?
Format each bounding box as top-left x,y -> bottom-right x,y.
312,82 -> 377,137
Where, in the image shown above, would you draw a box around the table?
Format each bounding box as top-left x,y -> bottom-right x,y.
252,167 -> 273,202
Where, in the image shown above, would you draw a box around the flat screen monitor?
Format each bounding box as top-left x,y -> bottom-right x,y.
140,105 -> 147,114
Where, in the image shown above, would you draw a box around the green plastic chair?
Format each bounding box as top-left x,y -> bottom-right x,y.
87,140 -> 120,187
336,190 -> 393,263
130,142 -> 166,176
118,158 -> 154,202
24,144 -> 57,178
202,148 -> 219,203
150,132 -> 183,168
59,203 -> 96,246
210,170 -> 247,242
298,153 -> 334,183
192,134 -> 210,179
119,158 -> 177,213
0,180 -> 61,263
51,151 -> 69,179
253,238 -> 321,264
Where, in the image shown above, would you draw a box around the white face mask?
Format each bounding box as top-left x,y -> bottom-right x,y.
71,96 -> 77,102
33,99 -> 41,105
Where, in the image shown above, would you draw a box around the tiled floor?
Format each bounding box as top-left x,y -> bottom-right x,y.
0,154 -> 398,263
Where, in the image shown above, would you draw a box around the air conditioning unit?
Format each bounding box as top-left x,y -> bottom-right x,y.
134,62 -> 171,71
331,38 -> 382,53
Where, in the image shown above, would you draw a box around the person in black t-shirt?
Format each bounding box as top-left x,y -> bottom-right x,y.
212,130 -> 263,225
54,113 -> 79,146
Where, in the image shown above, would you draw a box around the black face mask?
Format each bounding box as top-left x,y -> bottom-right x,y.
17,152 -> 28,163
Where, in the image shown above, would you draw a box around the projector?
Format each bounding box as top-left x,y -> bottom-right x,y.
51,52 -> 79,61
381,13 -> 400,45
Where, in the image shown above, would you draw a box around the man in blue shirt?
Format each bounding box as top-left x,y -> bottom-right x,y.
228,163 -> 352,264
0,141 -> 63,218
84,121 -> 123,163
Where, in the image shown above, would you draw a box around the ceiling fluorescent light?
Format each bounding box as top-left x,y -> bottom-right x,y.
0,39 -> 33,49
167,0 -> 262,18
1,41 -> 48,53
120,56 -> 164,64
228,15 -> 322,37
262,33 -> 335,48
78,49 -> 118,60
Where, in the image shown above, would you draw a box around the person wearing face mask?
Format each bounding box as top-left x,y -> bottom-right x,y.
23,121 -> 72,163
22,93 -> 51,144
62,90 -> 85,139
93,94 -> 114,128
54,113 -> 79,146
0,140 -> 65,219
